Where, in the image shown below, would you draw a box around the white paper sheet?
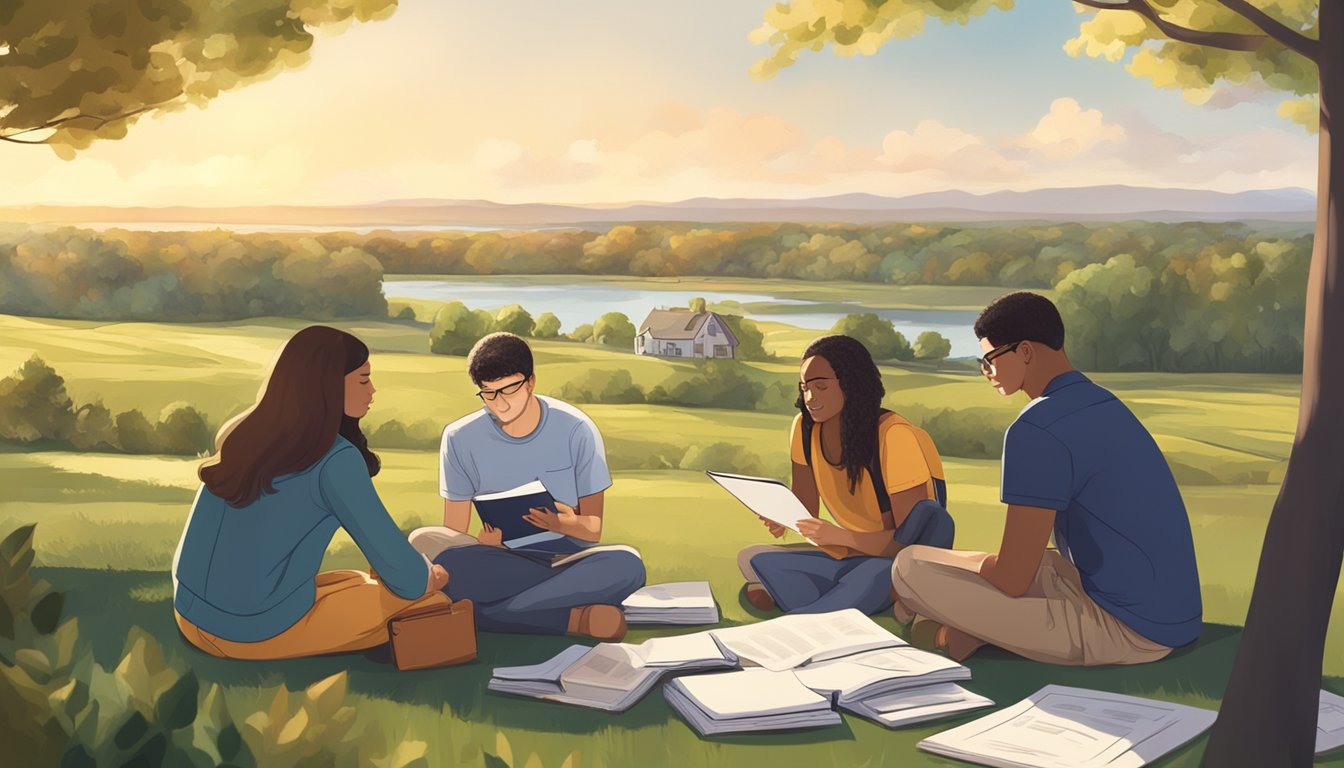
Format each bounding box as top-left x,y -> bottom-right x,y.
710,609 -> 904,672
705,471 -> 815,533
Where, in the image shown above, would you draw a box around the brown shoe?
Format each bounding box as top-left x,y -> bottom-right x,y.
744,582 -> 777,612
568,605 -> 627,642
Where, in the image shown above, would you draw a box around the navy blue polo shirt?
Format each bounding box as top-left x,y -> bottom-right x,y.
1000,371 -> 1202,648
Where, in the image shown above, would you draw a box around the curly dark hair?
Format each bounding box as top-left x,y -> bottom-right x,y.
973,291 -> 1065,350
467,332 -> 535,386
796,334 -> 886,494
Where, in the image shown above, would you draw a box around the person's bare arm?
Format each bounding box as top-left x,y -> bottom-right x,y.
522,491 -> 605,542
979,504 -> 1056,597
443,498 -> 472,531
843,484 -> 931,557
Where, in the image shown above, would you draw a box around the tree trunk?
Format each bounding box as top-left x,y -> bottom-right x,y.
1203,7 -> 1343,765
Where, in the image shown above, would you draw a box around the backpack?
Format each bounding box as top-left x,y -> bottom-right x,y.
801,409 -> 947,530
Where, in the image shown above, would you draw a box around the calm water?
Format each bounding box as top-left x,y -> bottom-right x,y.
384,279 -> 982,357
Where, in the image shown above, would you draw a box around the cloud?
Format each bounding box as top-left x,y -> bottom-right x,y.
1016,97 -> 1127,161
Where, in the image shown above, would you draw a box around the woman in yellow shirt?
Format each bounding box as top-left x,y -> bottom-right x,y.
738,334 -> 955,615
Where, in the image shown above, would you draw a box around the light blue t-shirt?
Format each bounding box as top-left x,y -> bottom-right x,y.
439,395 -> 613,508
1000,371 -> 1202,648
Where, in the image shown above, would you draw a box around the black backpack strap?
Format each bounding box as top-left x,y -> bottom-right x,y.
871,409 -> 893,528
802,416 -> 814,469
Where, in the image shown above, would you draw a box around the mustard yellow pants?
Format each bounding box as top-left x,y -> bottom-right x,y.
175,570 -> 449,660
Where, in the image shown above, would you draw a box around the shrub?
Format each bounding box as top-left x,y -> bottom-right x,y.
533,312 -> 562,339
555,369 -> 645,405
494,304 -> 535,337
593,312 -> 636,349
566,323 -> 594,344
831,314 -> 913,361
368,418 -> 441,450
679,442 -> 765,476
647,361 -> 763,410
430,301 -> 494,356
914,331 -> 952,361
156,403 -> 213,456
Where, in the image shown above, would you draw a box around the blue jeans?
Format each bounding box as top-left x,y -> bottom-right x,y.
750,499 -> 955,615
433,546 -> 646,634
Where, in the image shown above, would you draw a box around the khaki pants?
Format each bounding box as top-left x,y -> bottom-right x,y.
891,546 -> 1171,666
176,570 -> 448,660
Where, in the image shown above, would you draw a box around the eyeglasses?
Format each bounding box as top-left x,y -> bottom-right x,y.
977,341 -> 1022,373
798,377 -> 836,395
476,378 -> 529,401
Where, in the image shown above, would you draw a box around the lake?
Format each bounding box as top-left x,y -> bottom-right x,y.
383,279 -> 983,357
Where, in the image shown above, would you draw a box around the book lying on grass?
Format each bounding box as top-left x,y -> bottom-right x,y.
705,471 -> 816,538
664,668 -> 843,736
918,684 -> 1218,768
488,631 -> 737,712
474,480 -> 565,549
1317,689 -> 1344,754
792,646 -> 972,706
621,581 -> 720,625
708,608 -> 905,672
841,683 -> 995,729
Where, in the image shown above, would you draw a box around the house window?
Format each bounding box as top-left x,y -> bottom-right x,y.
708,321 -> 718,337
715,345 -> 730,358
671,345 -> 682,356
693,342 -> 704,355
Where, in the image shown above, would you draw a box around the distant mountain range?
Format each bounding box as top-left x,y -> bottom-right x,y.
0,186 -> 1317,229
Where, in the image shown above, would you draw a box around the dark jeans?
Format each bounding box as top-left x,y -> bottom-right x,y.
751,499 -> 955,615
434,546 -> 646,634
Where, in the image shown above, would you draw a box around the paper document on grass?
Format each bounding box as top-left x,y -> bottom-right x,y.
664,668 -> 842,736
709,609 -> 905,672
1317,689 -> 1344,754
917,684 -> 1217,768
621,581 -> 720,625
705,471 -> 815,535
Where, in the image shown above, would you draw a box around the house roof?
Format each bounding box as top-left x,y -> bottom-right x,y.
638,309 -> 739,345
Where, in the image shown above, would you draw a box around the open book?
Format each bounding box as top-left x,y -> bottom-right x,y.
473,480 -> 565,549
621,581 -> 720,625
918,685 -> 1218,768
708,608 -> 905,672
792,646 -> 972,706
843,682 -> 994,729
1316,689 -> 1344,754
488,631 -> 738,712
664,668 -> 842,736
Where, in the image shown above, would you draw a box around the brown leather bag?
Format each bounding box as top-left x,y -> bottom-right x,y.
387,598 -> 478,670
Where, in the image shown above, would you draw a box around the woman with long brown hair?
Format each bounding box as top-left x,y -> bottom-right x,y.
172,325 -> 449,659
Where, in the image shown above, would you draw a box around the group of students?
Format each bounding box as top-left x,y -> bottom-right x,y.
172,291 -> 1202,670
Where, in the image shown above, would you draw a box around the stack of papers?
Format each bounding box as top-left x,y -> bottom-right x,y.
488,631 -> 737,712
622,581 -> 720,625
664,668 -> 843,736
918,685 -> 1217,768
843,682 -> 994,728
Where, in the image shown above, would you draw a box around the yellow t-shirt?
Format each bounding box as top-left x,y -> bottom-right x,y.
789,411 -> 946,535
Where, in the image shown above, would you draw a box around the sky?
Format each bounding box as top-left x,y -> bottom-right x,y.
1,1 -> 1320,207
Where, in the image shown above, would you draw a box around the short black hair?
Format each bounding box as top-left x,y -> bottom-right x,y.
973,292 -> 1066,350
467,332 -> 534,385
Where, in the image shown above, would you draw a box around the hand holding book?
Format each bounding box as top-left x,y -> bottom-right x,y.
522,500 -> 581,537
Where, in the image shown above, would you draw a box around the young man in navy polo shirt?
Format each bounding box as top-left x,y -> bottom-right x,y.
891,292 -> 1202,665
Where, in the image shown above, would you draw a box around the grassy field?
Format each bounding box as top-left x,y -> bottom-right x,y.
0,309 -> 1334,767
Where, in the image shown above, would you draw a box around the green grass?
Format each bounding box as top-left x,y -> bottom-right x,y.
0,310 -> 1333,766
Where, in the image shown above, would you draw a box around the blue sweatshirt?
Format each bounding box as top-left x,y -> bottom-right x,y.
172,436 -> 429,642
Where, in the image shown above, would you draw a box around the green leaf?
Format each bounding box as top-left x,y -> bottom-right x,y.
302,671 -> 348,722
0,524 -> 36,563
115,710 -> 151,751
15,647 -> 53,682
217,723 -> 243,762
31,590 -> 65,634
154,671 -> 199,731
495,732 -> 514,767
115,629 -> 179,715
0,596 -> 14,639
52,617 -> 79,669
119,731 -> 168,768
483,756 -> 511,768
59,745 -> 98,768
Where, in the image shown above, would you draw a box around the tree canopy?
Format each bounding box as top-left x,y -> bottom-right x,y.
0,0 -> 398,156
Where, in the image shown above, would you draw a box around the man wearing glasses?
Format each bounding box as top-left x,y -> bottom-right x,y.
409,332 -> 645,641
890,292 -> 1202,666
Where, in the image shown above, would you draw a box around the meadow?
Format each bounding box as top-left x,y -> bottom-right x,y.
0,306 -> 1336,767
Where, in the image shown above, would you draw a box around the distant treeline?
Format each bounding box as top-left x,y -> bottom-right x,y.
0,222 -> 1314,371
0,357 -> 213,455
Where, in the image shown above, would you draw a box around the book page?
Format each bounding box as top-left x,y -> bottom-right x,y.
710,609 -> 903,672
794,647 -> 963,695
559,643 -> 650,692
636,631 -> 726,667
705,471 -> 815,533
622,581 -> 715,609
672,668 -> 829,718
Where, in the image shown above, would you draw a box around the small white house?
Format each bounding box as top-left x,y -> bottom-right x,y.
636,309 -> 740,359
